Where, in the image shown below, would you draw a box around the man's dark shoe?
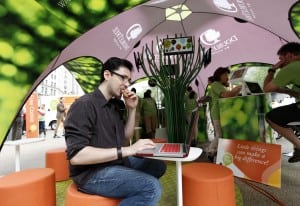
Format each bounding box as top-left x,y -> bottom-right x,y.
288,148 -> 300,163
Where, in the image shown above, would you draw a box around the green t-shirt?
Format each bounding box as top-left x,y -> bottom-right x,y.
205,85 -> 212,97
136,96 -> 142,113
184,95 -> 198,114
142,98 -> 157,116
273,61 -> 300,102
208,81 -> 226,120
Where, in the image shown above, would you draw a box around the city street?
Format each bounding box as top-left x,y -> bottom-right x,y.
0,129 -> 66,176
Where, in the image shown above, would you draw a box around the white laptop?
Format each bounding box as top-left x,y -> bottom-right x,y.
136,109 -> 199,158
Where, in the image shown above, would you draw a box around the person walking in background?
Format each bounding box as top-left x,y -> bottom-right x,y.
141,89 -> 158,138
64,57 -> 166,206
263,42 -> 300,163
54,97 -> 66,138
184,87 -> 199,145
207,67 -> 242,162
198,76 -> 214,105
198,76 -> 214,143
184,86 -> 193,101
184,87 -> 198,122
131,87 -> 143,143
38,104 -> 46,138
131,87 -> 142,127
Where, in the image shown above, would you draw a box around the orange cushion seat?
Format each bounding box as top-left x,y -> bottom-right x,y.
0,168 -> 56,206
45,147 -> 69,181
65,182 -> 122,206
182,162 -> 235,206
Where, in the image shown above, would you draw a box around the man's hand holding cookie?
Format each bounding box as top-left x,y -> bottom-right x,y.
122,89 -> 138,109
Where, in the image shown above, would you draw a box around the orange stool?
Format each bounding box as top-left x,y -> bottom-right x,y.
182,162 -> 235,206
0,168 -> 56,206
45,147 -> 69,181
65,182 -> 122,206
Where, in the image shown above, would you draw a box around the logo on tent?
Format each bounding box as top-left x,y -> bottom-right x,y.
200,29 -> 239,55
126,24 -> 142,41
213,0 -> 238,13
200,29 -> 221,46
213,0 -> 256,22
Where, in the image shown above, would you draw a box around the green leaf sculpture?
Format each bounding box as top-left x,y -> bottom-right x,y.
137,36 -> 206,143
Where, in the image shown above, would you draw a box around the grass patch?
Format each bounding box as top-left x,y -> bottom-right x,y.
55,162 -> 242,206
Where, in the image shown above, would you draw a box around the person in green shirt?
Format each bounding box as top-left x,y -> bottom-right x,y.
131,88 -> 142,127
184,87 -> 198,122
184,88 -> 199,144
141,89 -> 158,138
264,42 -> 300,163
198,76 -> 214,143
207,67 -> 242,161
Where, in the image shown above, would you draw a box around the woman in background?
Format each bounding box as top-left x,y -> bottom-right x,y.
207,67 -> 242,161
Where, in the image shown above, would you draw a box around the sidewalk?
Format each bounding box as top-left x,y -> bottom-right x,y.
0,130 -> 66,176
0,129 -> 295,176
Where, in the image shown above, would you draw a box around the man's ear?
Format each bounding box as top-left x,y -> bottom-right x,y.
103,70 -> 111,80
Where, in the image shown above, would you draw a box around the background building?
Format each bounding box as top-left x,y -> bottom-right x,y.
36,65 -> 84,96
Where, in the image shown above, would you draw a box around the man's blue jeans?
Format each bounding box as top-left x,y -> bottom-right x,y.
78,157 -> 166,206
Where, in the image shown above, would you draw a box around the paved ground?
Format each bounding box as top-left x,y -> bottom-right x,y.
0,129 -> 66,176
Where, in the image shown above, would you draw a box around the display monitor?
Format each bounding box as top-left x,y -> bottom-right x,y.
163,36 -> 194,55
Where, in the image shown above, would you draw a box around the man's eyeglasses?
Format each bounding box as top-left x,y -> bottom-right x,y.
110,70 -> 132,84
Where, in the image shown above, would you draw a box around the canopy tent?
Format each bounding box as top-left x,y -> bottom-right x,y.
31,0 -> 300,93
1,0 -> 300,147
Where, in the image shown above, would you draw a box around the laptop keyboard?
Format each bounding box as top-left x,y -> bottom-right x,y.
160,144 -> 180,153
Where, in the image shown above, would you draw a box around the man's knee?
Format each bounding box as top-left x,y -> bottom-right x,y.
143,177 -> 162,202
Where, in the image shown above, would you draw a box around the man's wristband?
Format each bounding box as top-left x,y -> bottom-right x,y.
117,147 -> 122,160
268,68 -> 276,74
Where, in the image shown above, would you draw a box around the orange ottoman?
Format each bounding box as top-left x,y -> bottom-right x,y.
65,182 -> 122,206
182,162 -> 235,206
46,147 -> 69,181
0,168 -> 56,206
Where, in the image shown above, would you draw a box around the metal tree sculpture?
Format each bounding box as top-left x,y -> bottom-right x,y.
136,37 -> 206,143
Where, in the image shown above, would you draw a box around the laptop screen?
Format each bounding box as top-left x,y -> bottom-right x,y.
230,67 -> 247,81
245,81 -> 264,94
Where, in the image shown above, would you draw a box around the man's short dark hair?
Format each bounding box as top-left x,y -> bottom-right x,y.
100,57 -> 133,83
277,42 -> 300,56
213,67 -> 230,81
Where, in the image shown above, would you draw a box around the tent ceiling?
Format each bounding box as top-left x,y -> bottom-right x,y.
38,0 -> 299,96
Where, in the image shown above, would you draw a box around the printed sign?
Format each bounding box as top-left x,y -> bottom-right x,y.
26,92 -> 39,138
217,138 -> 281,188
